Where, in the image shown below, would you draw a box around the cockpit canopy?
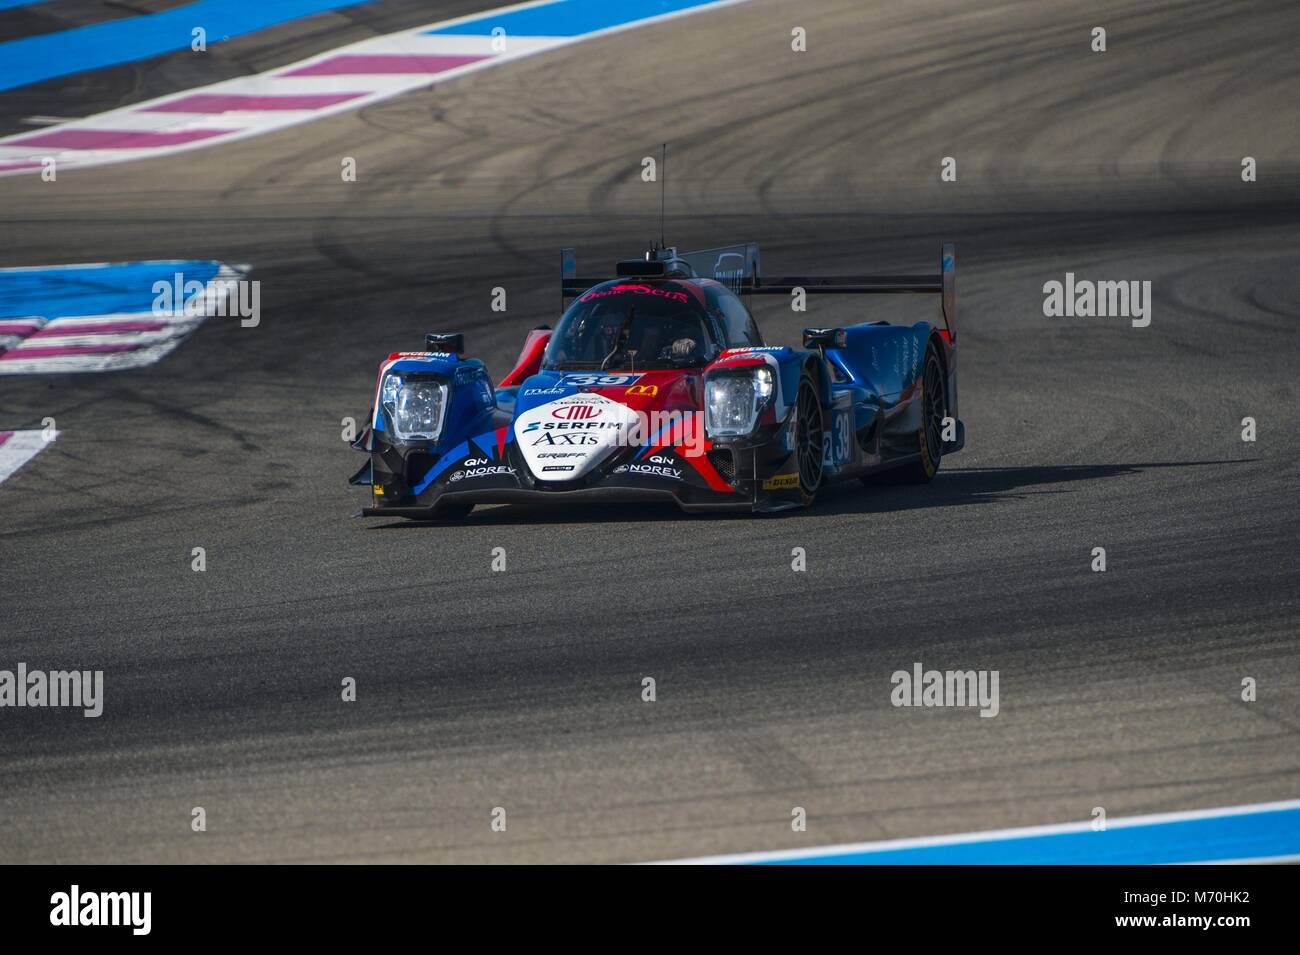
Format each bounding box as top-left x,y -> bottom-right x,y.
542,279 -> 762,371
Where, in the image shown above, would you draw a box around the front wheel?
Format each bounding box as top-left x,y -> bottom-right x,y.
794,373 -> 825,505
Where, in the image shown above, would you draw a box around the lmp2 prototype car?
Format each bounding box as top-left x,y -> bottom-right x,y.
350,241 -> 964,517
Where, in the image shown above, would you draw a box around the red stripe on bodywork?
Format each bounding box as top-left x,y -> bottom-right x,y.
686,441 -> 734,493
499,329 -> 551,387
642,417 -> 686,460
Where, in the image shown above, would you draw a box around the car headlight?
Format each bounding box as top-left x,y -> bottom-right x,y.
381,374 -> 448,441
705,366 -> 774,436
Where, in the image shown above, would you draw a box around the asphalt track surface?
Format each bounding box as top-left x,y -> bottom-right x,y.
0,0 -> 1297,863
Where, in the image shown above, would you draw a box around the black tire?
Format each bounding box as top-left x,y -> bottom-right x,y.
895,342 -> 946,484
793,372 -> 825,505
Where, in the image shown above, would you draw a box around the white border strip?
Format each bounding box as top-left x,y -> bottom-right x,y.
651,798 -> 1300,865
0,429 -> 57,484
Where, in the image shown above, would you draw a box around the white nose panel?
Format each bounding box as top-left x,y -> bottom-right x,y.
513,393 -> 639,480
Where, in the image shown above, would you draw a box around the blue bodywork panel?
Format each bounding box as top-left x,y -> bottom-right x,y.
825,322 -> 932,403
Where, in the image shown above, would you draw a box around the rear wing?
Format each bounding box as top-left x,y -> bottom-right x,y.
561,242 -> 956,340
560,242 -> 759,297
738,242 -> 956,340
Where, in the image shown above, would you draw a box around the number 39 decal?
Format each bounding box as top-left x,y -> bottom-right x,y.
560,373 -> 643,387
822,409 -> 853,466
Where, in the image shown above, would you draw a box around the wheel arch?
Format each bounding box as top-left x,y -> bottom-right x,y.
802,354 -> 833,408
926,330 -> 950,408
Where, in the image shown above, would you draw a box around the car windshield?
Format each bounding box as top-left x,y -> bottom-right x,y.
542,282 -> 721,370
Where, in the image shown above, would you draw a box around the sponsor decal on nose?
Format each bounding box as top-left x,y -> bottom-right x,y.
551,404 -> 602,420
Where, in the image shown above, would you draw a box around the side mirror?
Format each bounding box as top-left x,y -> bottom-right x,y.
803,327 -> 846,349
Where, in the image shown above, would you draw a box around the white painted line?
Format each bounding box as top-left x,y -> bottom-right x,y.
0,429 -> 57,484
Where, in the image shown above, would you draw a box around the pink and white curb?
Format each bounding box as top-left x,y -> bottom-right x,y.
0,0 -> 751,178
0,262 -> 248,374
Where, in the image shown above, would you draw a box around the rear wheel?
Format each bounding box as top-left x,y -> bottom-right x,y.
896,343 -> 946,484
794,373 -> 825,505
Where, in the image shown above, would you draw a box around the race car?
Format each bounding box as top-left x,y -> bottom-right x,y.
349,241 -> 964,517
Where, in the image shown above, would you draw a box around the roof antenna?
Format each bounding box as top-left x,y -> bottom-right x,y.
658,142 -> 667,250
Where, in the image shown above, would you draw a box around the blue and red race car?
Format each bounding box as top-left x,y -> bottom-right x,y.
350,241 -> 964,516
